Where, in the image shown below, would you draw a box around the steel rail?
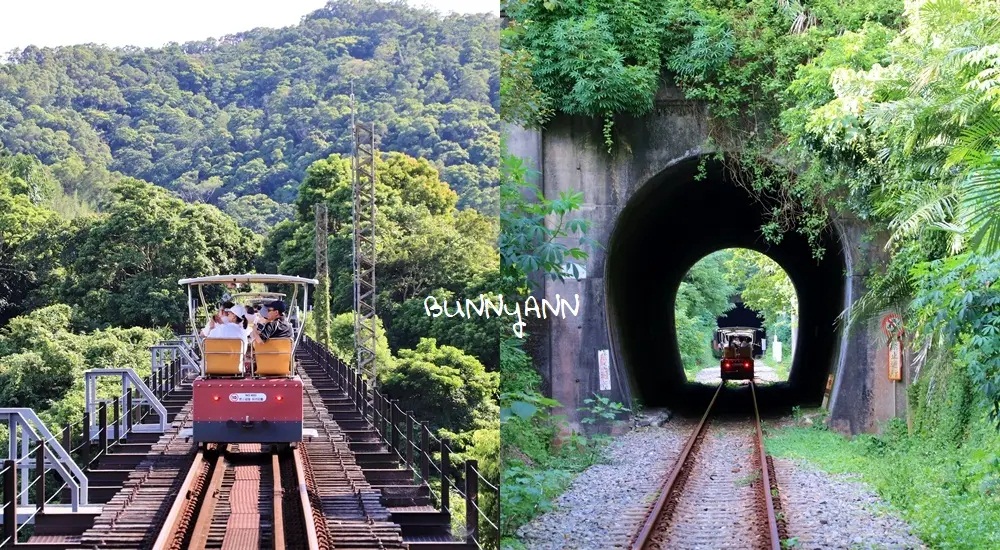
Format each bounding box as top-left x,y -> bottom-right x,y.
630,383 -> 723,550
273,451 -> 287,550
152,448 -> 210,550
750,382 -> 781,550
293,447 -> 321,549
188,449 -> 229,549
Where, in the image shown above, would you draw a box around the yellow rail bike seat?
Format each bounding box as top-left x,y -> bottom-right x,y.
254,337 -> 293,376
204,338 -> 245,376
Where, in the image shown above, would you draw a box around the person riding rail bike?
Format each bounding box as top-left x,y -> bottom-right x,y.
252,300 -> 292,343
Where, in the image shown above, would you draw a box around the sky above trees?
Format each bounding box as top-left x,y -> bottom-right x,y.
0,0 -> 498,55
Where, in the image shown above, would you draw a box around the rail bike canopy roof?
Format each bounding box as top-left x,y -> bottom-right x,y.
178,274 -> 318,286
717,327 -> 759,338
230,292 -> 287,300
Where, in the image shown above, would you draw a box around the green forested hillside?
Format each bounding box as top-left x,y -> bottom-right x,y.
1,5 -> 500,543
0,0 -> 499,215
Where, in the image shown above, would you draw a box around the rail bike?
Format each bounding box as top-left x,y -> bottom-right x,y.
717,326 -> 757,381
178,274 -> 318,446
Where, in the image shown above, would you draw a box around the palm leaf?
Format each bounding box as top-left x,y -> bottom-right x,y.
840,269 -> 913,331
885,183 -> 960,249
947,111 -> 1000,168
960,159 -> 1000,253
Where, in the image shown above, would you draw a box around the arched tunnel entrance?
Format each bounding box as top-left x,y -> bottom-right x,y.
606,156 -> 847,415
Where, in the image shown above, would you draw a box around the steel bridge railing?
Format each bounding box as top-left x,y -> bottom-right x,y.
0,338 -> 191,547
300,335 -> 499,549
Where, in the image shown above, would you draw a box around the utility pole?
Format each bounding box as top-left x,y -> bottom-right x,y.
351,83 -> 378,390
314,202 -> 330,349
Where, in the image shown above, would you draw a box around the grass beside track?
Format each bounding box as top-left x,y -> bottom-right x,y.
764,412 -> 1000,549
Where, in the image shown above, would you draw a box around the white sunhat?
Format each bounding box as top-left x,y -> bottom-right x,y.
224,304 -> 248,319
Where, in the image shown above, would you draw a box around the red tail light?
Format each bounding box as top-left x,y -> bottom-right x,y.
213,395 -> 220,401
276,395 -> 283,401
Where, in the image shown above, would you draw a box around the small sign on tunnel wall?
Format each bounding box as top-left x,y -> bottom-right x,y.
888,340 -> 902,381
598,349 -> 611,391
882,313 -> 904,381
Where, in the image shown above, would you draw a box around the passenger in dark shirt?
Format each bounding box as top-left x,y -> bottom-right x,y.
252,300 -> 293,343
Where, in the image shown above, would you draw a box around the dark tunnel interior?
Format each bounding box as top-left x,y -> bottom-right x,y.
605,157 -> 847,416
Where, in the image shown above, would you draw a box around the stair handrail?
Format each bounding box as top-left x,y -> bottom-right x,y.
84,368 -> 168,438
0,408 -> 89,511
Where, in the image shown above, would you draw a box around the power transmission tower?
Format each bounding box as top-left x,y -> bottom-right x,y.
314,202 -> 330,348
352,121 -> 378,389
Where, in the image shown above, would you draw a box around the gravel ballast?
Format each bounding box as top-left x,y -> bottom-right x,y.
515,418 -> 928,549
773,457 -> 927,549
514,424 -> 691,549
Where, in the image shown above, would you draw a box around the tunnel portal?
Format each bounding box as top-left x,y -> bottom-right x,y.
605,156 -> 847,415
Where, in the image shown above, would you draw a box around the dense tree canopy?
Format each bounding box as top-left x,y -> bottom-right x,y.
59,178 -> 260,329
267,151 -> 499,369
218,193 -> 296,234
0,304 -> 168,429
313,311 -> 396,372
723,249 -> 797,339
0,0 -> 500,214
382,338 -> 499,436
0,154 -> 65,323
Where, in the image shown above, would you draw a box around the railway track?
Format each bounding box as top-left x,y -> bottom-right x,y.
151,360 -> 404,550
77,397 -> 199,549
73,348 -> 409,549
630,382 -> 781,550
295,359 -> 407,548
154,443 -> 315,549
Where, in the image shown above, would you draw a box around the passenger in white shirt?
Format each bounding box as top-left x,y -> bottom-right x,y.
206,304 -> 250,373
208,304 -> 247,339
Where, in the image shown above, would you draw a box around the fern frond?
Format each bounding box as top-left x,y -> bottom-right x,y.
840,269 -> 913,331
946,110 -> 1000,168
885,183 -> 959,249
960,159 -> 1000,253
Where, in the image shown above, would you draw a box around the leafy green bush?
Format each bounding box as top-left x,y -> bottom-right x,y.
910,252 -> 1000,427
307,311 -> 395,375
578,393 -> 630,426
390,282 -> 503,371
768,412 -> 1000,548
499,336 -> 611,543
0,304 -> 169,430
382,338 -> 498,437
501,464 -> 573,538
768,340 -> 1000,548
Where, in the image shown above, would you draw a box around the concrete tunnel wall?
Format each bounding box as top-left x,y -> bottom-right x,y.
604,156 -> 848,416
508,89 -> 894,434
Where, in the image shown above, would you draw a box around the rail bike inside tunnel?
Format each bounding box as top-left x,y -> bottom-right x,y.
179,273 -> 319,446
605,157 -> 848,415
716,326 -> 759,381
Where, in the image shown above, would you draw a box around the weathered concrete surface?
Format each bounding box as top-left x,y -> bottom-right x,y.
509,84 -> 902,436
826,218 -> 910,435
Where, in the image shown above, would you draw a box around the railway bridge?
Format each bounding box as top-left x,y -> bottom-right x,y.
508,83 -> 907,436
0,335 -> 496,548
